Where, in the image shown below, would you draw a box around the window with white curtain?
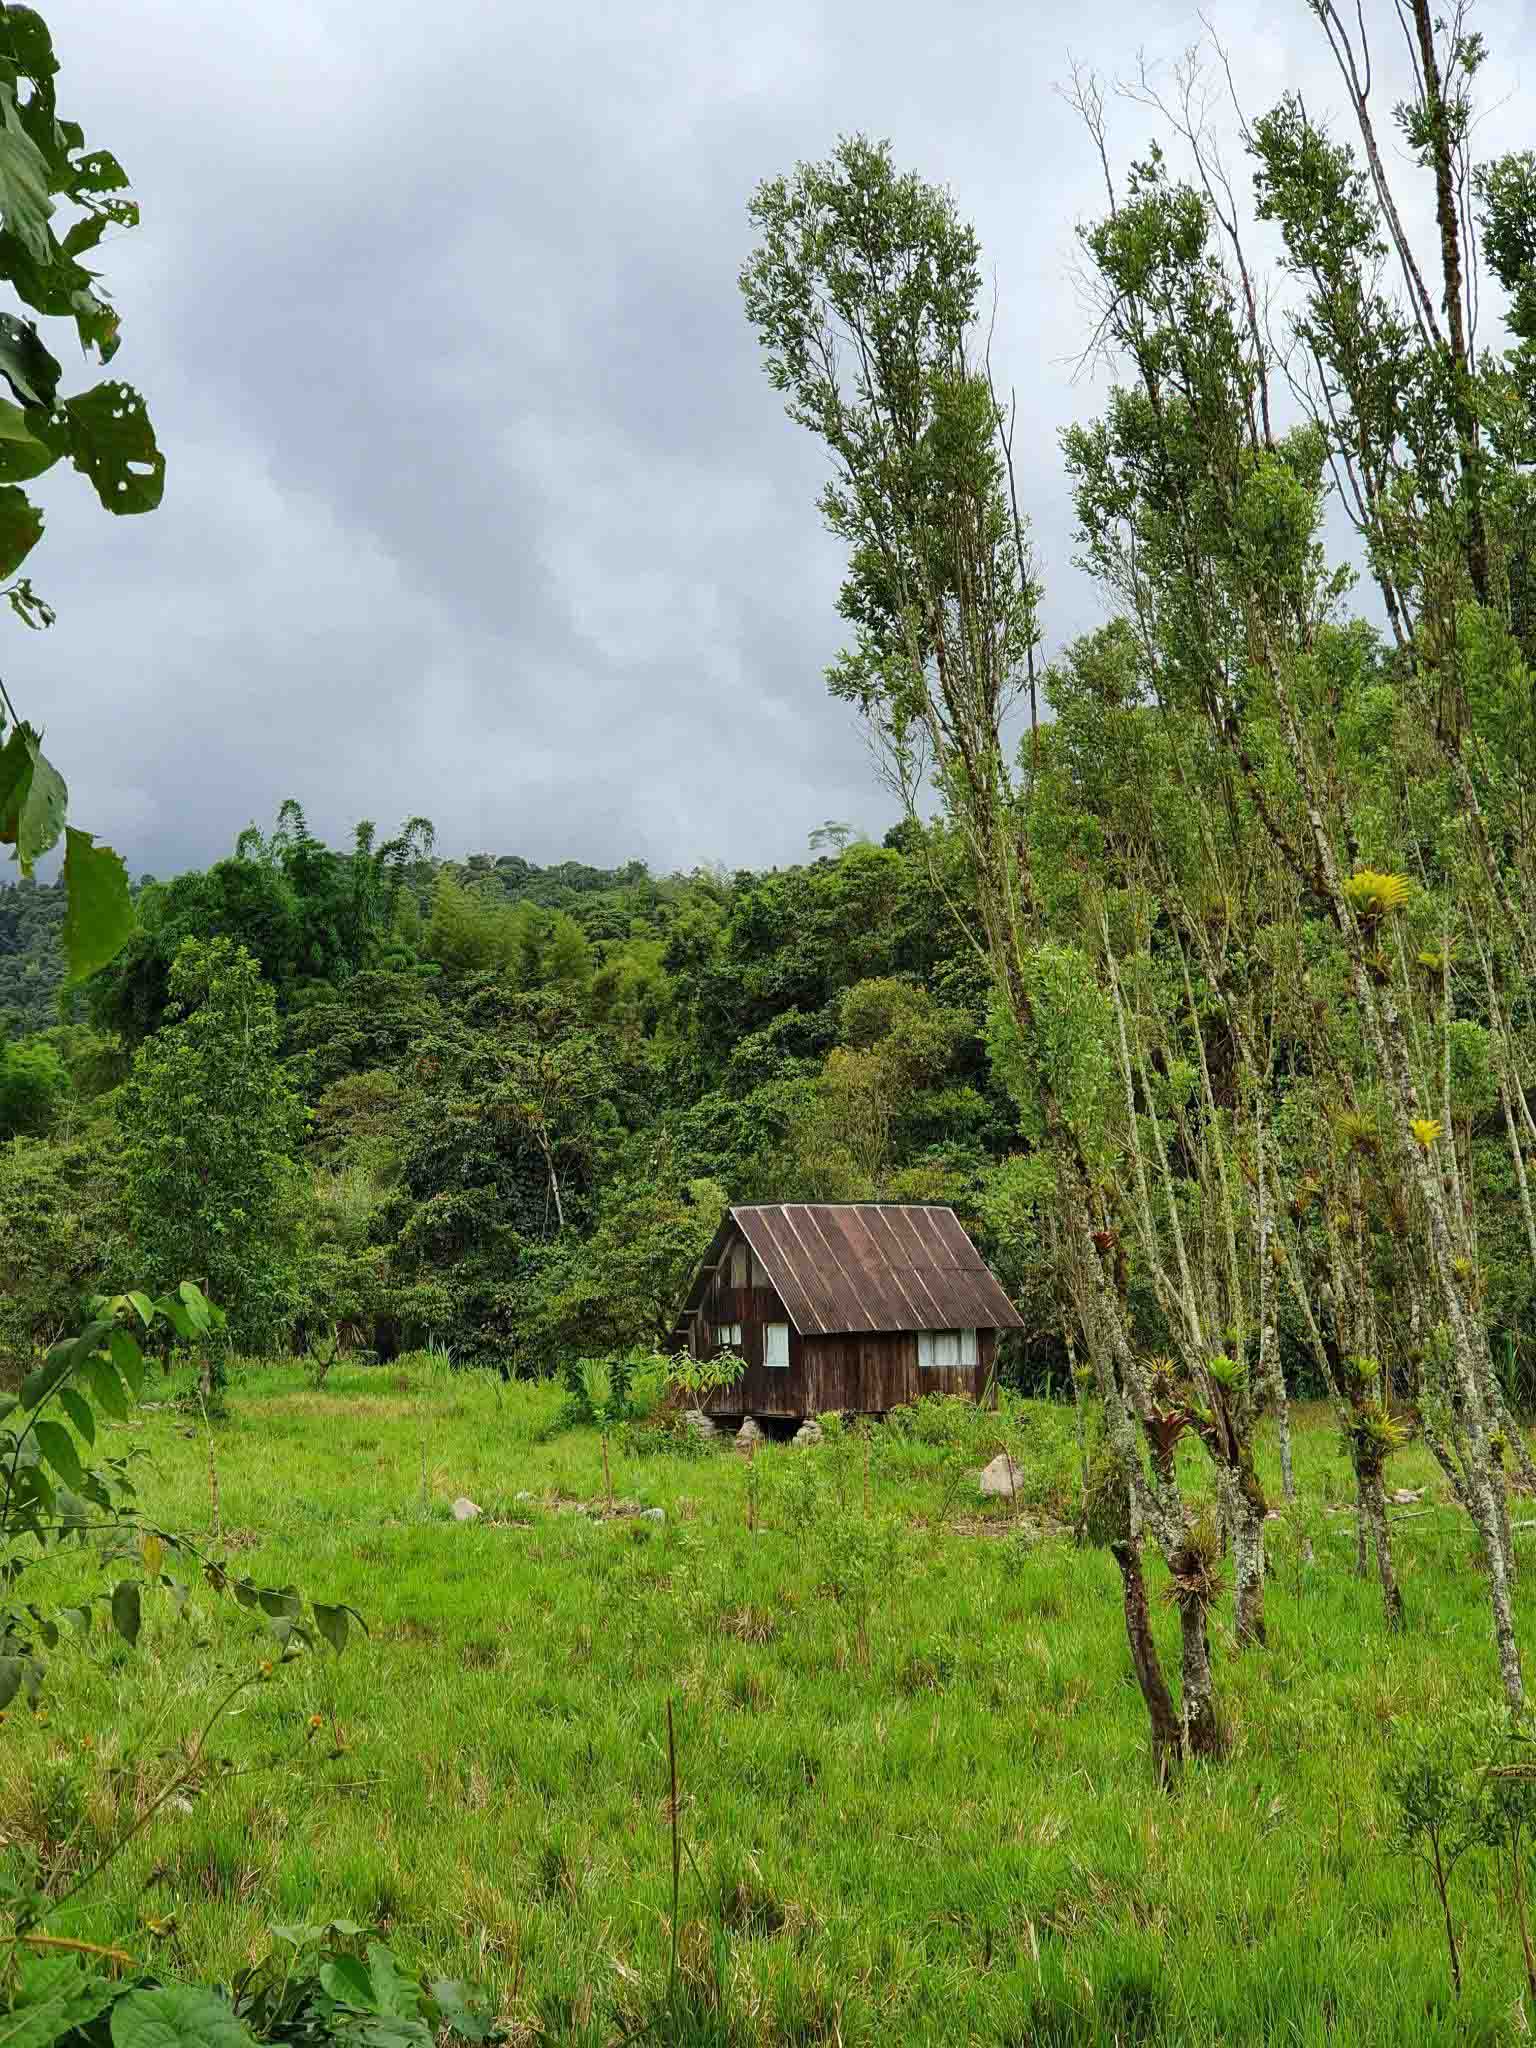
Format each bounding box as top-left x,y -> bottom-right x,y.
764,1322 -> 790,1368
714,1322 -> 741,1349
918,1329 -> 979,1368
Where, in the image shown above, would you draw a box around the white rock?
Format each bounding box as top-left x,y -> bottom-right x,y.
451,1496 -> 482,1522
641,1507 -> 665,1523
683,1408 -> 719,1439
978,1454 -> 1024,1499
792,1420 -> 823,1447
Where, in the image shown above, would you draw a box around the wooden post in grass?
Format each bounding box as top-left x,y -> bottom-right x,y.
601,1430 -> 614,1516
666,1698 -> 680,1993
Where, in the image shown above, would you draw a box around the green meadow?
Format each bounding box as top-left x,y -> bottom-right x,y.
4,1361 -> 1534,2045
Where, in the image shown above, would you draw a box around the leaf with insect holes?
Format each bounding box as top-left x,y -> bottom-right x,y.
110,1579 -> 140,1647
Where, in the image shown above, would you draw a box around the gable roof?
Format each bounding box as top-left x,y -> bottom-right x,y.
678,1203 -> 1024,1338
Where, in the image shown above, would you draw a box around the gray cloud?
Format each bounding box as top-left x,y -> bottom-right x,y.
10,0 -> 1533,880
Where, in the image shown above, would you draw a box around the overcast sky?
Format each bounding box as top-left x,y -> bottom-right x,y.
12,0 -> 1532,881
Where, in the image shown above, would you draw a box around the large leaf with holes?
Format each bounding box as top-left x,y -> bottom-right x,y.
62,825 -> 133,978
49,379 -> 162,513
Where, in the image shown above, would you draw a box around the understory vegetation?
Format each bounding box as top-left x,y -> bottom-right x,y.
4,1364 -> 1535,2047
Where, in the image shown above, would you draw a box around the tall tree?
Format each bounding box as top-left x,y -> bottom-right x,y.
118,938 -> 306,1351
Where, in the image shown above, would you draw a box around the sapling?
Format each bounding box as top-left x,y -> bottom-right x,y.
1381,1717 -> 1492,1999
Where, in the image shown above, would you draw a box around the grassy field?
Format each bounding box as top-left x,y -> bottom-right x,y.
4,1359 -> 1535,2046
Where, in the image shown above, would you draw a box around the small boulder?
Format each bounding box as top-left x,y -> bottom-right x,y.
450,1496 -> 482,1522
514,1490 -> 534,1503
792,1419 -> 823,1447
978,1454 -> 1023,1499
736,1418 -> 765,1449
1390,1487 -> 1425,1506
683,1408 -> 719,1440
641,1507 -> 666,1523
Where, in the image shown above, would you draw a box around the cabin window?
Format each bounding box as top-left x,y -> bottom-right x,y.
764,1322 -> 790,1369
729,1242 -> 749,1288
750,1249 -> 771,1289
918,1329 -> 979,1369
714,1322 -> 742,1350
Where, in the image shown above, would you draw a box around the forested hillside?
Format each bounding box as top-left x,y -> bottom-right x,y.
0,803 -> 1050,1375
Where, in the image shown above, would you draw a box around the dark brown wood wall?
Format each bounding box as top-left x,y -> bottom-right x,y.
690,1225 -> 996,1417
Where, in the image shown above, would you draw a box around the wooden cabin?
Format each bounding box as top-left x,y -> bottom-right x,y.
668,1203 -> 1025,1426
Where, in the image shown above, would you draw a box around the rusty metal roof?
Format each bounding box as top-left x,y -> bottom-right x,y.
708,1204 -> 1024,1337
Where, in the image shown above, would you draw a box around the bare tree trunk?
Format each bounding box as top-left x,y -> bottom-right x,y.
1358,1463 -> 1404,1631
1111,1536 -> 1182,1779
1215,1458 -> 1268,1649
1175,1575 -> 1223,1759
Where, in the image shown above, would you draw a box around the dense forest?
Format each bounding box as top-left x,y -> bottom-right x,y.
0,806 -> 1052,1378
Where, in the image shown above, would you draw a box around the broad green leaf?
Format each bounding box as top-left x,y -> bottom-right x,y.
0,1957 -> 117,2048
0,1393 -> 16,1421
71,149 -> 130,197
0,395 -> 57,481
110,1578 -> 140,1647
59,1606 -> 90,1635
318,1957 -> 376,2010
58,1387 -> 95,1445
62,826 -> 133,978
34,1419 -> 83,1486
0,479 -> 41,575
111,1325 -> 146,1391
54,1486 -> 89,1533
87,1356 -> 129,1420
19,1350 -> 69,1409
125,1291 -> 155,1328
0,84 -> 56,264
0,309 -> 59,406
258,1585 -> 301,1621
178,1280 -> 213,1333
0,9 -> 59,80
312,1602 -> 349,1654
109,1986 -> 255,2048
141,1531 -> 163,1577
49,379 -> 163,514
0,721 -> 65,871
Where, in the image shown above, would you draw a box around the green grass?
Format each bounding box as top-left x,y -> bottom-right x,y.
4,1362 -> 1536,2045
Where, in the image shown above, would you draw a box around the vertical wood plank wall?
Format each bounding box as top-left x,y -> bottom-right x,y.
692,1226 -> 996,1417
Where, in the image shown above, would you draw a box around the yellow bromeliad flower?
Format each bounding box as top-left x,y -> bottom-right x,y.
1411,1116 -> 1444,1148
1344,869 -> 1414,920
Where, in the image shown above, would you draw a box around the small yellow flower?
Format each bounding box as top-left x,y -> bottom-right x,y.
259,1660 -> 274,1678
308,1714 -> 324,1730
1412,1117 -> 1444,1148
